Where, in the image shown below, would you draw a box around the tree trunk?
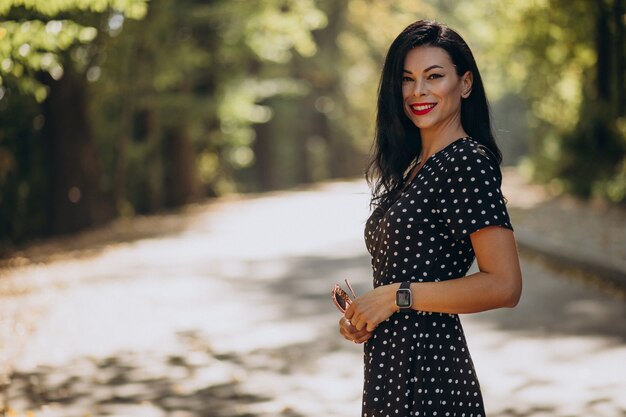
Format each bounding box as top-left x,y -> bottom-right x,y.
142,107 -> 163,211
112,37 -> 139,215
252,117 -> 276,191
595,1 -> 611,102
164,123 -> 198,207
296,97 -> 315,185
612,0 -> 625,116
42,67 -> 112,234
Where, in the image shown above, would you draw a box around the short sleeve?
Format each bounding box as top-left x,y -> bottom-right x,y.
436,144 -> 513,240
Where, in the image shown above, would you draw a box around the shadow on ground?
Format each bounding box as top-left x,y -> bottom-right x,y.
5,251 -> 626,417
6,330 -> 311,417
3,177 -> 626,417
263,253 -> 626,343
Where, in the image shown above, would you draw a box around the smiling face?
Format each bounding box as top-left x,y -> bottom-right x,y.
401,46 -> 473,137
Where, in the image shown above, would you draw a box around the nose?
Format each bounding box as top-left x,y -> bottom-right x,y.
412,78 -> 427,97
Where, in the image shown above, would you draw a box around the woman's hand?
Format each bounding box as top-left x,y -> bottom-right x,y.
338,316 -> 373,344
344,284 -> 399,332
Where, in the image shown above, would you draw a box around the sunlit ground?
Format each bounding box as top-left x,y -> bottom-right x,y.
1,178 -> 625,417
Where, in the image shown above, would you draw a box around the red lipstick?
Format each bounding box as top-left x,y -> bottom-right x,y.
410,102 -> 437,116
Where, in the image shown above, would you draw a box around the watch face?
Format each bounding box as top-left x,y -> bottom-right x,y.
396,289 -> 412,307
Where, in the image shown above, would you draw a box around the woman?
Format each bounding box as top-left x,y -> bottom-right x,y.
338,20 -> 522,416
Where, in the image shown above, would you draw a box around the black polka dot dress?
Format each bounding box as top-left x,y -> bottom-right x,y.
362,137 -> 513,417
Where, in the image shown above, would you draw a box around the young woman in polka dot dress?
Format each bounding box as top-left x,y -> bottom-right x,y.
338,20 -> 522,417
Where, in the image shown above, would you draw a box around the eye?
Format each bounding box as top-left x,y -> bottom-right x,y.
427,73 -> 443,80
402,76 -> 413,82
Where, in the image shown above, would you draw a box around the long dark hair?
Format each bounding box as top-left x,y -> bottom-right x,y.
366,20 -> 501,209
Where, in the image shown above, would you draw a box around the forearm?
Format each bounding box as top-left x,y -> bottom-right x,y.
348,228 -> 522,330
409,270 -> 520,314
406,227 -> 522,315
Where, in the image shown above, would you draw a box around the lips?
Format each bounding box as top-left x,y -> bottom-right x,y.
410,102 -> 437,116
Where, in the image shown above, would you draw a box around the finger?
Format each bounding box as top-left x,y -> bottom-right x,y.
344,303 -> 354,320
339,323 -> 351,338
353,333 -> 369,343
342,323 -> 361,336
340,315 -> 375,340
354,326 -> 373,338
365,321 -> 378,332
353,316 -> 365,331
341,323 -> 367,342
342,330 -> 358,342
354,331 -> 373,344
338,319 -> 348,336
340,322 -> 359,340
339,317 -> 354,332
346,331 -> 367,343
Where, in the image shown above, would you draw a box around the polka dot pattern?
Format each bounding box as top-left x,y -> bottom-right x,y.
362,137 -> 513,416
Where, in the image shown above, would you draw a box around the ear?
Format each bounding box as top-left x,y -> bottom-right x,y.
461,71 -> 473,99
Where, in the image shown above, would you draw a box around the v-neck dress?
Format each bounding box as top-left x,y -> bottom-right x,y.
362,137 -> 513,417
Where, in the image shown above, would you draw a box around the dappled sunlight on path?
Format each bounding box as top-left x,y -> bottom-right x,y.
1,179 -> 626,416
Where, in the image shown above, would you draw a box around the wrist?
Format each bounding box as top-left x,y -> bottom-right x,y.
388,283 -> 401,312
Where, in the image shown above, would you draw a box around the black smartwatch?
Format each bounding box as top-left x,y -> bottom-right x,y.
396,281 -> 412,311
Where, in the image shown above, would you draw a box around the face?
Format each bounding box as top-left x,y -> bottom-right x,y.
401,46 -> 472,133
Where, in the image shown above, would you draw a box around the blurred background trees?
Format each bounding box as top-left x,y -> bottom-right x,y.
0,0 -> 624,250
466,0 -> 626,201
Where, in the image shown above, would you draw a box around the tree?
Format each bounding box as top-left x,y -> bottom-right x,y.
450,0 -> 626,202
0,0 -> 148,242
0,0 -> 330,248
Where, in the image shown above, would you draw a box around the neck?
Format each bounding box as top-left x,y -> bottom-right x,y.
419,123 -> 468,161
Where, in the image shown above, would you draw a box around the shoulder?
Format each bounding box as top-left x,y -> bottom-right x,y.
441,137 -> 501,177
435,137 -> 504,195
446,137 -> 497,163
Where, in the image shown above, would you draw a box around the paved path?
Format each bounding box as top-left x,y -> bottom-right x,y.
1,179 -> 625,417
501,168 -> 626,287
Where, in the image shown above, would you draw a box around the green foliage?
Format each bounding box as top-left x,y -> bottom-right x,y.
0,19 -> 97,100
0,0 -> 147,101
90,0 -> 328,203
1,0 -> 335,233
241,0 -> 326,63
2,0 -> 625,250
451,0 -> 626,203
0,0 -> 146,17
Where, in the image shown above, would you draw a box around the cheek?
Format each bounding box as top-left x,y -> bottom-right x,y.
401,101 -> 412,119
400,91 -> 411,113
441,81 -> 463,101
402,85 -> 412,100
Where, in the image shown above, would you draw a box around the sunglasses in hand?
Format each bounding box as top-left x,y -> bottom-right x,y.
331,279 -> 357,314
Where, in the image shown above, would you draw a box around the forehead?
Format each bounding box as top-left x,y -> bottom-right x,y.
403,46 -> 454,70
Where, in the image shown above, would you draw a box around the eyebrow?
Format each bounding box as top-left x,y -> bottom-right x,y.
403,65 -> 444,74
